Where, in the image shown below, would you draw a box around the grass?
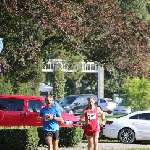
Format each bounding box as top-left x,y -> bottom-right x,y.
98,114 -> 123,120
105,114 -> 123,119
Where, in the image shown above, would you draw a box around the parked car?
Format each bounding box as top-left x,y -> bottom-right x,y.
103,110 -> 150,143
0,94 -> 81,127
54,100 -> 74,115
60,94 -> 98,115
54,99 -> 63,104
97,98 -> 116,114
113,100 -> 131,115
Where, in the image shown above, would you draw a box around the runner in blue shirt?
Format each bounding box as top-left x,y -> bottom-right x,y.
38,95 -> 63,150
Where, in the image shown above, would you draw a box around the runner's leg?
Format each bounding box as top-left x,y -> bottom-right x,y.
86,135 -> 93,150
45,136 -> 53,150
93,131 -> 99,150
53,130 -> 59,150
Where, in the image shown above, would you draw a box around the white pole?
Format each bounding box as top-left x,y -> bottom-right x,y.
98,65 -> 104,98
98,65 -> 100,98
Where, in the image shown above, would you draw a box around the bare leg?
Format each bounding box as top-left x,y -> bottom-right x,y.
93,131 -> 99,150
53,140 -> 59,150
86,135 -> 93,150
45,136 -> 53,150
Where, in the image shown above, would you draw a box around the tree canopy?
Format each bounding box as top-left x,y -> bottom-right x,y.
122,77 -> 150,111
0,0 -> 150,84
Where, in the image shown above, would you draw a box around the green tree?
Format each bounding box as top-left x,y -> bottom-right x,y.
12,61 -> 45,95
120,0 -> 149,21
122,77 -> 150,111
1,0 -> 150,88
0,75 -> 13,94
53,66 -> 66,99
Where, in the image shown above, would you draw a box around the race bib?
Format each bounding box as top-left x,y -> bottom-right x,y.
87,113 -> 96,120
45,114 -> 49,121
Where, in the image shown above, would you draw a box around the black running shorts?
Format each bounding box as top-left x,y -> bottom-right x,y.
44,130 -> 59,140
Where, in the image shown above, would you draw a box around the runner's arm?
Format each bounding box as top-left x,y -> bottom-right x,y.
79,110 -> 86,124
97,107 -> 105,124
37,109 -> 43,120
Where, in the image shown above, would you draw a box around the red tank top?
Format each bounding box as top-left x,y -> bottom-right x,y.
84,106 -> 99,132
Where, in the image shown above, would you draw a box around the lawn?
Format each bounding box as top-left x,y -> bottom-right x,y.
105,114 -> 123,120
98,113 -> 123,120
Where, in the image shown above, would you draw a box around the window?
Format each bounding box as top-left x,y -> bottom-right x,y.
100,99 -> 106,103
60,96 -> 77,104
0,98 -> 24,111
73,98 -> 83,104
129,114 -> 138,119
28,100 -> 42,113
129,113 -> 150,120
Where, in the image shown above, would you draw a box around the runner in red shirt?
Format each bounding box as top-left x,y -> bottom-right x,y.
80,96 -> 105,150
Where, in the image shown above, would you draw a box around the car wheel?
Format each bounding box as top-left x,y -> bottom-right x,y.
118,128 -> 135,144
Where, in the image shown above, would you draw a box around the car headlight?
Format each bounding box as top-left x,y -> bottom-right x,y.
62,120 -> 73,124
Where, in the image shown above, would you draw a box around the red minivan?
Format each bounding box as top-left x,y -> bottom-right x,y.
0,94 -> 81,127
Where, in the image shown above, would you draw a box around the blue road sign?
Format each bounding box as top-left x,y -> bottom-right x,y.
0,38 -> 3,53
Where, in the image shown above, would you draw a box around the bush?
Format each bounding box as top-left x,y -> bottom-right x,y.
0,126 -> 39,150
59,127 -> 83,147
0,126 -> 83,149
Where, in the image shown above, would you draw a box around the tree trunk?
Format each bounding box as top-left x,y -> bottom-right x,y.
73,80 -> 80,95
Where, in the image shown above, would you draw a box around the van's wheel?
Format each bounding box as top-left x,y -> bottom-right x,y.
118,128 -> 135,144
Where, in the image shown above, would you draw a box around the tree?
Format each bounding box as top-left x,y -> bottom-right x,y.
78,0 -> 150,78
53,66 -> 66,99
1,0 -> 150,83
120,0 -> 149,21
122,77 -> 150,111
0,75 -> 13,94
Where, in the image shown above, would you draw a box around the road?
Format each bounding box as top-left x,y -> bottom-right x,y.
37,142 -> 150,150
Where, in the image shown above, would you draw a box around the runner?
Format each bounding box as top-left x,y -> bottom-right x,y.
38,95 -> 63,150
80,96 -> 105,150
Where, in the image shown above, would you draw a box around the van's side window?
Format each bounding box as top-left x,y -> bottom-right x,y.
0,98 -> 24,111
28,100 -> 42,113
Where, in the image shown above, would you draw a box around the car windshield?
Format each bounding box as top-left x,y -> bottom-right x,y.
118,100 -> 125,106
54,101 -> 66,112
60,96 -> 77,104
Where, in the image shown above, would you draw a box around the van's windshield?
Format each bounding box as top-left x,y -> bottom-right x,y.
54,101 -> 66,112
60,96 -> 77,104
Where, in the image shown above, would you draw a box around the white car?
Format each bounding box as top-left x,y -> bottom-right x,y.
113,102 -> 131,115
103,110 -> 150,143
98,98 -> 117,114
